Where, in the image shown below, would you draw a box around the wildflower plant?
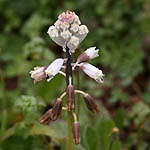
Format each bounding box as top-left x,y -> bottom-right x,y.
30,10 -> 104,149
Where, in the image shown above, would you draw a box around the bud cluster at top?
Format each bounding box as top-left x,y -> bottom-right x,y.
47,10 -> 88,53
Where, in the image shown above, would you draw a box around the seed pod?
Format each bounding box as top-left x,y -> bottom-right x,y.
83,93 -> 99,113
72,121 -> 80,145
66,85 -> 75,111
51,98 -> 62,121
39,109 -> 52,124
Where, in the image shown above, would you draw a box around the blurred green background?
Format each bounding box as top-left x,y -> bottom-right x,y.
0,0 -> 150,150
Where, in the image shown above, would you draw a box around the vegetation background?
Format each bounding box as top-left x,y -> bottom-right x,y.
0,0 -> 149,149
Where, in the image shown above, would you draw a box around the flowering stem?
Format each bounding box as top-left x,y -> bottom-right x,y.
65,46 -> 74,150
76,67 -> 81,118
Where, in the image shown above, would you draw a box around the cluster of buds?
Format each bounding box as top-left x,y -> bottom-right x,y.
47,10 -> 88,53
29,10 -> 104,145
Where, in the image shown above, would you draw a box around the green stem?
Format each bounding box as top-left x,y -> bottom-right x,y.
77,68 -> 80,118
109,139 -> 113,150
67,112 -> 74,150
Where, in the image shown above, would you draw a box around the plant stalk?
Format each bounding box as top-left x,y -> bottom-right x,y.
65,46 -> 74,150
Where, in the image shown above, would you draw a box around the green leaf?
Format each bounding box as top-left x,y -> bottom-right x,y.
112,140 -> 121,150
97,117 -> 115,150
30,122 -> 60,141
84,126 -> 98,150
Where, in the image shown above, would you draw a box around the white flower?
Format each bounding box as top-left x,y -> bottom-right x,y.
60,30 -> 72,40
60,22 -> 70,30
67,36 -> 79,53
45,58 -> 64,82
70,23 -> 79,33
78,25 -> 88,35
75,25 -> 88,43
47,26 -> 65,47
80,63 -> 104,83
47,26 -> 59,37
54,20 -> 61,29
73,13 -> 81,25
85,47 -> 99,59
77,47 -> 99,63
30,66 -> 47,83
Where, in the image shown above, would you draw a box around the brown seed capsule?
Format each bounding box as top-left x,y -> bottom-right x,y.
51,98 -> 62,121
83,93 -> 99,113
39,109 -> 52,124
77,52 -> 90,63
72,121 -> 80,145
66,85 -> 75,111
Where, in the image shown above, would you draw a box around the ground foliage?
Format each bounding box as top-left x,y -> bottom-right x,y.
0,0 -> 150,149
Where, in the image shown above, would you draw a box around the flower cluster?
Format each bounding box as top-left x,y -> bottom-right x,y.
47,10 -> 88,53
30,47 -> 104,84
29,10 -> 104,145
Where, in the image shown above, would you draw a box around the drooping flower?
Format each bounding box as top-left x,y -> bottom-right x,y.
66,85 -> 75,111
47,10 -> 88,53
51,98 -> 62,121
77,47 -> 99,63
45,58 -> 64,82
83,93 -> 99,113
72,121 -> 80,145
39,109 -> 52,124
79,63 -> 104,83
29,66 -> 48,83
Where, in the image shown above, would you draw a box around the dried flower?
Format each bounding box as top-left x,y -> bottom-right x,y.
45,58 -> 64,82
66,85 -> 75,111
29,66 -> 48,83
83,93 -> 99,113
51,98 -> 62,121
77,47 -> 99,63
47,10 -> 88,53
39,109 -> 52,124
72,121 -> 80,145
80,63 -> 104,83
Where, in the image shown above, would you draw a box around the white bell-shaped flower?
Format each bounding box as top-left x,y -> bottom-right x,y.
77,47 -> 99,63
45,58 -> 64,82
79,63 -> 104,83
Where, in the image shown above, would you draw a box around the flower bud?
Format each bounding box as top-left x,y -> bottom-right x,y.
51,98 -> 62,121
67,36 -> 79,53
77,47 -> 99,63
47,26 -> 65,47
30,66 -> 48,83
72,121 -> 80,145
45,58 -> 64,82
66,85 -> 75,111
80,63 -> 104,83
83,93 -> 99,113
39,109 -> 52,124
